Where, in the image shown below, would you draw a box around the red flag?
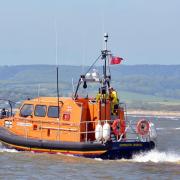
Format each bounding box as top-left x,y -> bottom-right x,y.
110,56 -> 123,65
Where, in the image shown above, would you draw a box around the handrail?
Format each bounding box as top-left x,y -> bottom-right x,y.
14,116 -> 151,143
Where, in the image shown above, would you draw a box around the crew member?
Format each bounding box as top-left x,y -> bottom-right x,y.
96,88 -> 101,101
96,88 -> 108,102
109,87 -> 119,115
1,108 -> 6,118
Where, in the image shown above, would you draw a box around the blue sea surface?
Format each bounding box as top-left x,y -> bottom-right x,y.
0,116 -> 180,180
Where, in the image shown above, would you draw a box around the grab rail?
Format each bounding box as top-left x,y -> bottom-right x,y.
13,117 -> 151,143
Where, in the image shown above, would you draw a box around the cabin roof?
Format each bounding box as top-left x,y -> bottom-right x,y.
24,97 -> 72,104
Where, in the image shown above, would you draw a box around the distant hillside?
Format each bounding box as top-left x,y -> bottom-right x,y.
0,65 -> 180,108
111,65 -> 180,99
0,65 -> 83,101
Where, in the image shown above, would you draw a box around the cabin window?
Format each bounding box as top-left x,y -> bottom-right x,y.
47,106 -> 59,118
20,104 -> 34,117
34,105 -> 47,117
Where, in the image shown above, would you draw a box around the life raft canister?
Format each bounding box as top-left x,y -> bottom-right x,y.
95,121 -> 103,142
103,121 -> 111,141
136,119 -> 150,136
112,119 -> 125,136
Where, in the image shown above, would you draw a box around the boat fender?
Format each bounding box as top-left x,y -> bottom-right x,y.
112,119 -> 125,136
95,121 -> 103,142
136,119 -> 149,136
103,121 -> 110,141
149,122 -> 157,139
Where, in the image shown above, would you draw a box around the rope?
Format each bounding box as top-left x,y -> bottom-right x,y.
84,54 -> 102,75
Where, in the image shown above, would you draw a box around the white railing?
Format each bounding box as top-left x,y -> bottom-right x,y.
13,117 -> 152,143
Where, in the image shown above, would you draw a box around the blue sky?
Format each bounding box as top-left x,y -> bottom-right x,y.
0,0 -> 179,65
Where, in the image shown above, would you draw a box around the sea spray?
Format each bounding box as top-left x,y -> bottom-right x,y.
0,143 -> 18,153
0,147 -> 18,153
157,127 -> 180,131
132,150 -> 180,163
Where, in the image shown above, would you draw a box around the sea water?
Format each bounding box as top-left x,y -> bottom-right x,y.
0,116 -> 180,179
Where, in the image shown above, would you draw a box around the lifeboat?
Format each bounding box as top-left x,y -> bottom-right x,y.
0,34 -> 157,159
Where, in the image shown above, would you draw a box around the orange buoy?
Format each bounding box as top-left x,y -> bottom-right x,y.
136,119 -> 149,136
112,119 -> 125,136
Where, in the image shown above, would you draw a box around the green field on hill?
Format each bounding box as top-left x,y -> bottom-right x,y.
0,64 -> 180,111
119,91 -> 180,111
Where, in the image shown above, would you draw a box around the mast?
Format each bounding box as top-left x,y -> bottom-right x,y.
73,33 -> 111,99
101,32 -> 110,90
101,33 -> 110,120
57,65 -> 60,118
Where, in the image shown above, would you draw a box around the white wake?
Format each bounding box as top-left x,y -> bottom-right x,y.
157,127 -> 180,131
132,150 -> 180,163
0,148 -> 18,153
0,143 -> 17,153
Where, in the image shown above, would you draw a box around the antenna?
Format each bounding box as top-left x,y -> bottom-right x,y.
81,32 -> 86,74
55,19 -> 58,66
54,18 -> 60,119
104,32 -> 108,51
101,7 -> 105,50
38,84 -> 41,102
72,78 -> 75,94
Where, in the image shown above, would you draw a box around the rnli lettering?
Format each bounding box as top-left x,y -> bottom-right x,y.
133,143 -> 143,147
120,143 -> 143,147
17,122 -> 32,127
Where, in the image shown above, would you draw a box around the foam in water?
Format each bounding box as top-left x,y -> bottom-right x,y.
132,150 -> 180,163
0,147 -> 18,153
129,115 -> 180,120
0,143 -> 18,153
157,127 -> 180,131
156,127 -> 165,130
94,158 -> 103,161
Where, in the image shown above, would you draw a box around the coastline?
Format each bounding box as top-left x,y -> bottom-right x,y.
127,109 -> 180,118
